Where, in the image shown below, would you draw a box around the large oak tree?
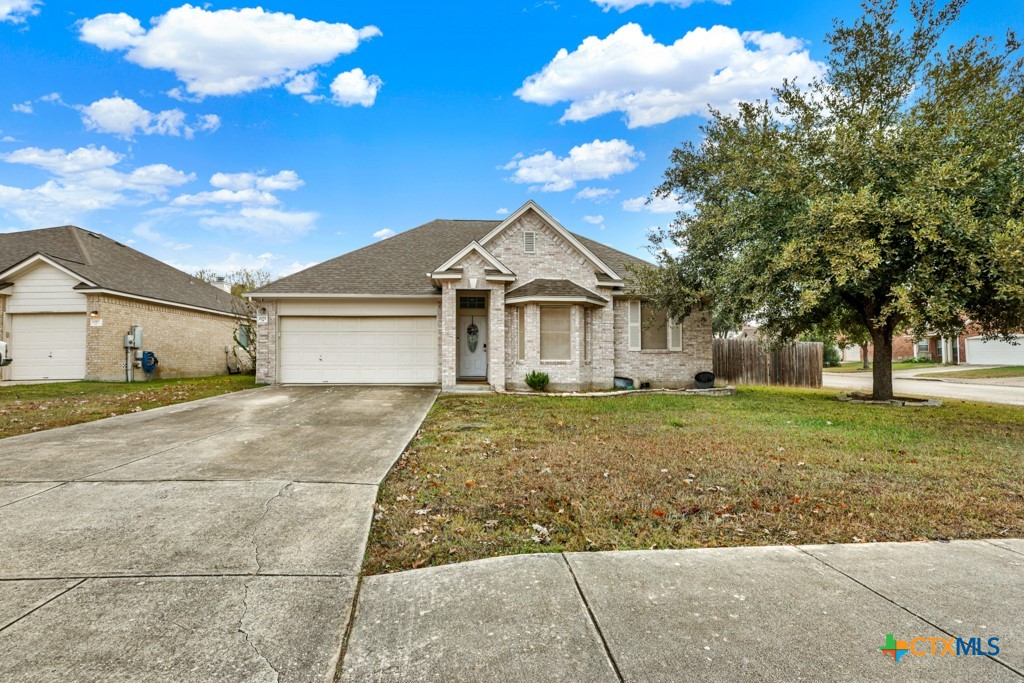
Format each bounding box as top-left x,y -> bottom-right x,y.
640,0 -> 1024,400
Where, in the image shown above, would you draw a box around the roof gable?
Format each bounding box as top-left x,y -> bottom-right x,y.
432,241 -> 513,276
478,201 -> 621,280
0,226 -> 236,314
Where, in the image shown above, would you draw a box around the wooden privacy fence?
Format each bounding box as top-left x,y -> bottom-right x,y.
713,339 -> 823,388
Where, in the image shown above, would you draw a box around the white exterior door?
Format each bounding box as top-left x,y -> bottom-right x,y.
458,314 -> 488,378
279,316 -> 438,384
10,313 -> 86,380
965,335 -> 1024,365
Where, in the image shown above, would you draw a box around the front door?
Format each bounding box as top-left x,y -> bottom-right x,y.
458,314 -> 488,378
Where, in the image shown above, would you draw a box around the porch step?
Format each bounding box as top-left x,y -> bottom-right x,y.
446,384 -> 495,394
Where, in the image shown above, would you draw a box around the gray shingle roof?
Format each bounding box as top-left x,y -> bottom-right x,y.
0,226 -> 236,314
506,279 -> 607,304
253,218 -> 653,296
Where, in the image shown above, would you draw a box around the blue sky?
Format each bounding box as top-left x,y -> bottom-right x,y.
1,0 -> 1020,277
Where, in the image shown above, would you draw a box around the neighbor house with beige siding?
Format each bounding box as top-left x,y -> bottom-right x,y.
249,201 -> 712,392
0,226 -> 241,382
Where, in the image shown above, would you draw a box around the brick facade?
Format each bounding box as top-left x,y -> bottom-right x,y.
254,206 -> 713,391
85,294 -> 239,381
612,301 -> 713,388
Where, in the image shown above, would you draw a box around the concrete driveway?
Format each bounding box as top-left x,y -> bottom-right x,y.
0,385 -> 437,682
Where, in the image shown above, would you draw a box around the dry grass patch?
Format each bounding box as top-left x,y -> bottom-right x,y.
0,375 -> 257,438
364,387 -> 1024,574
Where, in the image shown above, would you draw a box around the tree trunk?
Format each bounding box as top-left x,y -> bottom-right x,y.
860,343 -> 869,369
870,332 -> 894,401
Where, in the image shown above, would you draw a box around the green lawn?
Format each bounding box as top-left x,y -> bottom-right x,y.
364,387 -> 1024,574
918,366 -> 1024,380
0,375 -> 257,439
824,360 -> 942,373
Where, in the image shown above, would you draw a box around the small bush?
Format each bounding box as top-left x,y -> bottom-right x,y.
525,371 -> 550,391
823,345 -> 842,367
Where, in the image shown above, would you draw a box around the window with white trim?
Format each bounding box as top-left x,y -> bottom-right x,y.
523,231 -> 536,254
540,306 -> 571,360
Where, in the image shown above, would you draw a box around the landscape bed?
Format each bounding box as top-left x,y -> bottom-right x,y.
364,386 -> 1024,574
0,375 -> 257,438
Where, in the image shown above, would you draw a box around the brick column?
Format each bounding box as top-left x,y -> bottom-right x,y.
440,284 -> 457,389
488,287 -> 506,391
255,300 -> 278,384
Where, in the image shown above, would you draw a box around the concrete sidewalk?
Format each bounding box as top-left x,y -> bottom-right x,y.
823,371 -> 1024,405
341,540 -> 1024,682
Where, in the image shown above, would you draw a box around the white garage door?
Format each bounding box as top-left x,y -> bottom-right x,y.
10,313 -> 86,381
279,316 -> 438,384
965,335 -> 1024,365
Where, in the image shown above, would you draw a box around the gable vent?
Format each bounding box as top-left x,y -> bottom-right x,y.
524,231 -> 536,254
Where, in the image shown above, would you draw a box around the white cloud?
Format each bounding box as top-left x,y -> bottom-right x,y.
0,145 -> 193,225
79,6 -> 381,99
0,0 -> 40,24
170,169 -> 313,239
78,96 -> 219,140
330,68 -> 382,107
12,102 -> 32,114
133,222 -> 192,251
582,214 -> 604,224
516,23 -> 825,128
172,188 -> 279,207
209,170 -> 303,192
575,187 -> 619,202
285,72 -> 318,95
592,0 -> 729,11
200,207 -> 318,239
496,207 -> 509,216
279,260 -> 318,277
503,139 -> 641,192
622,193 -> 689,214
373,228 -> 395,240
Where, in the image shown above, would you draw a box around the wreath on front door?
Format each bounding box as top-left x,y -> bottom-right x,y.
467,318 -> 479,353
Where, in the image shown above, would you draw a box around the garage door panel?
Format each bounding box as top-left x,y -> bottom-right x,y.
10,314 -> 87,381
966,335 -> 1024,365
279,316 -> 438,384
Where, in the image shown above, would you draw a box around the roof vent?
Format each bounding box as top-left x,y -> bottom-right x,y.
524,231 -> 536,254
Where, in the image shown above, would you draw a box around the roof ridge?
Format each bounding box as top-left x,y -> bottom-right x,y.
67,226 -> 94,266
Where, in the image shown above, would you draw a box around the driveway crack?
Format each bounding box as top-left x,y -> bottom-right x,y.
238,579 -> 280,682
251,482 -> 292,574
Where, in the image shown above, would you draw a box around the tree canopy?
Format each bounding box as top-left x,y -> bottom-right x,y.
638,0 -> 1024,399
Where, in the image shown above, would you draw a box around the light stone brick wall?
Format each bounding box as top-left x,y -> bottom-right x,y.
85,294 -> 238,382
255,300 -> 279,384
439,252 -> 506,391
612,299 -> 713,388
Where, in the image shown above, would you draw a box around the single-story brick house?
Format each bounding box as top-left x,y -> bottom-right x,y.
843,327 -> 1024,365
0,226 -> 241,382
249,201 -> 712,392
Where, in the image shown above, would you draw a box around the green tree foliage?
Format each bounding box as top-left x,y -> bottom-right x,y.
638,0 -> 1024,399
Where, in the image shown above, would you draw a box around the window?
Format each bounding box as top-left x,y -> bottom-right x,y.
916,339 -> 930,356
518,307 -> 526,360
524,231 -> 536,253
459,296 -> 485,310
628,301 -> 681,351
540,306 -> 571,360
641,306 -> 669,350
